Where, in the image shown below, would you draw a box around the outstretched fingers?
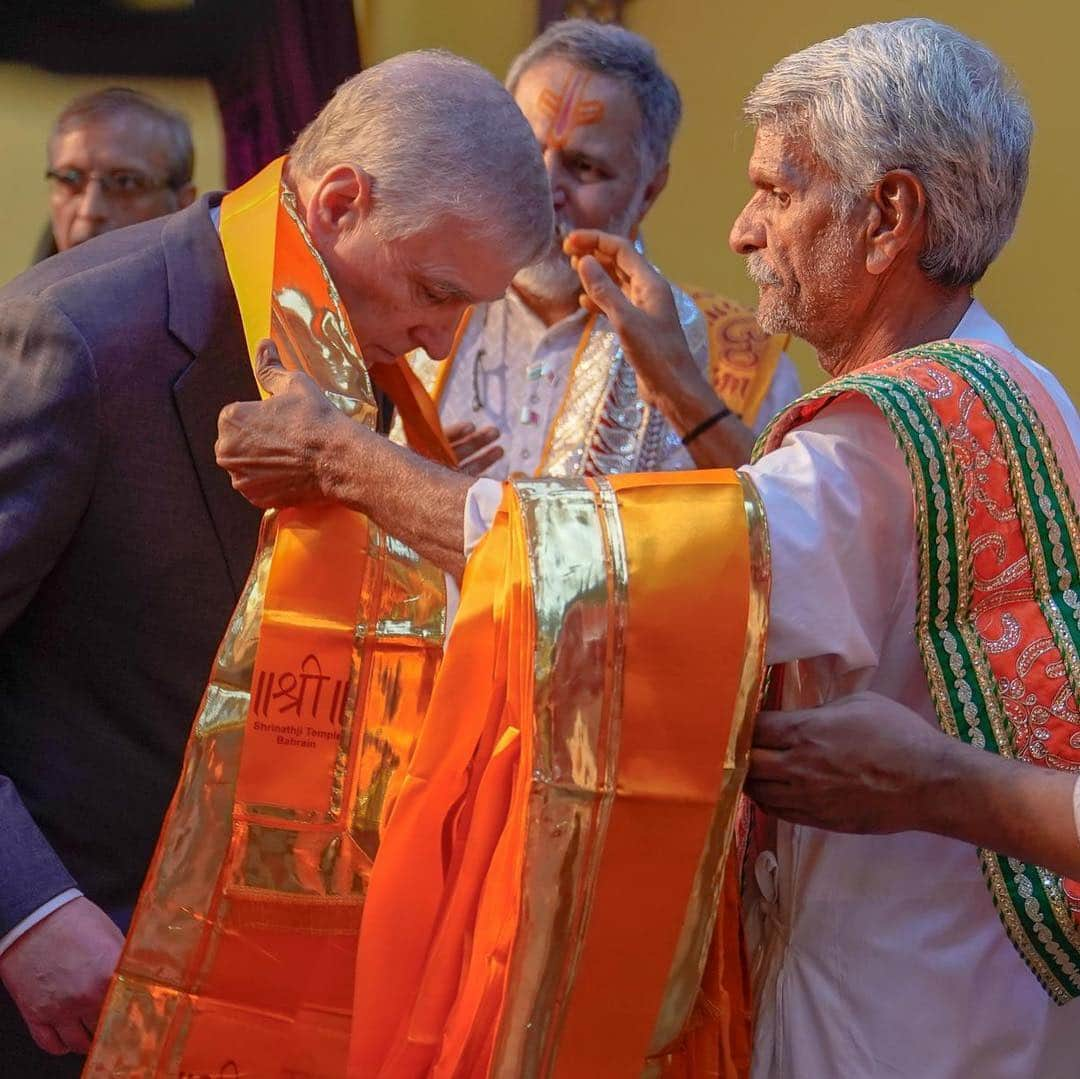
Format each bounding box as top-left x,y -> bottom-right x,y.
563,228 -> 650,285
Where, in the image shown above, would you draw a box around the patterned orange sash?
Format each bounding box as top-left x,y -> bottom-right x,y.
86,158 -> 449,1075
758,338 -> 1080,1004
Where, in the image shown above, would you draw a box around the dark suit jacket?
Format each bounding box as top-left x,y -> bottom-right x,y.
0,195 -> 261,1070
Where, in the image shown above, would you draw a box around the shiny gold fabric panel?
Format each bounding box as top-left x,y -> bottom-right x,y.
488,471 -> 765,1077
490,478 -> 627,1076
541,288 -> 707,477
86,166 -> 447,1078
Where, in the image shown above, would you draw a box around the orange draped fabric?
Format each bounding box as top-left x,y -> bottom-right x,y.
86,159 -> 765,1078
85,158 -> 450,1077
350,470 -> 766,1078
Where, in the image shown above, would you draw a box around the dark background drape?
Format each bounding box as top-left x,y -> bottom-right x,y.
209,0 -> 362,188
0,0 -> 362,190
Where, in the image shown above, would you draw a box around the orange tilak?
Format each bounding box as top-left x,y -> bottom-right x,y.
538,70 -> 605,148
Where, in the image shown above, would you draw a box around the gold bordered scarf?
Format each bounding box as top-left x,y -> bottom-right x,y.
87,157 -> 449,1075
348,469 -> 768,1077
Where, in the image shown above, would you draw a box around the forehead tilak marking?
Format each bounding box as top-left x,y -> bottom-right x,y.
537,70 -> 605,149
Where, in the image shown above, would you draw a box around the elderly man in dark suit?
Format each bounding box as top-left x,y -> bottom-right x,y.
0,50 -> 551,1075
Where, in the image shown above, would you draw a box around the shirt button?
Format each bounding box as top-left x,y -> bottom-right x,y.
520,449 -> 530,460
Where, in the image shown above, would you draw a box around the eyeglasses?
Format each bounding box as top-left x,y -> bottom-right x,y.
45,167 -> 177,200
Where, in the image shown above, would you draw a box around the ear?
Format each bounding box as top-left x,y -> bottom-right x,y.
176,182 -> 197,210
865,168 -> 926,276
305,164 -> 374,240
634,161 -> 670,227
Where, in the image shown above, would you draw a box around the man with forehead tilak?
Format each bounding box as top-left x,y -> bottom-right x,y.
404,19 -> 798,480
218,17 -> 1080,1079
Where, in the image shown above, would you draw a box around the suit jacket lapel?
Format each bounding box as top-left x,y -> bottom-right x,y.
164,195 -> 261,595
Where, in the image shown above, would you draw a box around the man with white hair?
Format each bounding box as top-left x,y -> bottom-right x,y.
412,19 -> 797,479
216,18 -> 1080,1077
565,17 -> 1080,1077
0,50 -> 549,1075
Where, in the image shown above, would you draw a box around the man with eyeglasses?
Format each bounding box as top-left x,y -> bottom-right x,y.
43,87 -> 196,256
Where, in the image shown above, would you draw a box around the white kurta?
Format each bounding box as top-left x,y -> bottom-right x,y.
438,288 -> 800,480
742,300 -> 1080,1078
464,299 -> 1080,1076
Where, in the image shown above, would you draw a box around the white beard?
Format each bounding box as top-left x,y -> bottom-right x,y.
513,196 -> 644,307
512,222 -> 582,302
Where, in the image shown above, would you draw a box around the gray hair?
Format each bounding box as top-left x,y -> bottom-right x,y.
51,87 -> 194,188
506,19 -> 681,179
291,50 -> 553,270
745,18 -> 1032,287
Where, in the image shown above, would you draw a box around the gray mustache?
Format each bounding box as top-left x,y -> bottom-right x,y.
746,253 -> 782,287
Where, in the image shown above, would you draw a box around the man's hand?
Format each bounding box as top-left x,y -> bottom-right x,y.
218,338 -> 472,576
748,691 -> 1080,878
216,339 -> 362,508
0,897 -> 123,1055
444,421 -> 504,476
746,691 -> 944,834
564,230 -> 754,466
564,229 -> 700,410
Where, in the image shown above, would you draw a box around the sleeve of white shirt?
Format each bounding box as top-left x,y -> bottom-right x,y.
0,888 -> 83,957
464,477 -> 503,557
740,396 -> 915,671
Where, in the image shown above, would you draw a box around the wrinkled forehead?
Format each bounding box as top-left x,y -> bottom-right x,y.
396,214 -> 523,304
748,122 -> 831,190
513,56 -> 642,158
49,112 -> 175,173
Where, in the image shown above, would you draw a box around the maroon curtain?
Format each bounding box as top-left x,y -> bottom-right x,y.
538,0 -> 624,32
211,0 -> 362,189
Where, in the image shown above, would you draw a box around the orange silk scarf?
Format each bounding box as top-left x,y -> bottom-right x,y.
86,157 -> 450,1077
349,469 -> 768,1078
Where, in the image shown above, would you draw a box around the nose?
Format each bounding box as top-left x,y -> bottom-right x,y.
411,304 -> 466,362
543,148 -> 568,212
729,199 -> 764,256
75,178 -> 110,222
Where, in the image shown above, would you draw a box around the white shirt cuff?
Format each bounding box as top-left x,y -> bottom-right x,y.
464,478 -> 502,557
0,888 -> 83,957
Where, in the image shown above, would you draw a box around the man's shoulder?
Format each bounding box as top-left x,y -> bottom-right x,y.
0,196 -> 223,346
3,216 -> 169,305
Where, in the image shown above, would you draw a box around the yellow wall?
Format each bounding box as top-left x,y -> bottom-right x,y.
2,4 -> 1076,401
0,66 -> 222,278
360,0 -> 1080,401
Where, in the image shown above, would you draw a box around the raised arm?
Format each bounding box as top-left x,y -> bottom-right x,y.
564,229 -> 756,467
215,342 -> 474,578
